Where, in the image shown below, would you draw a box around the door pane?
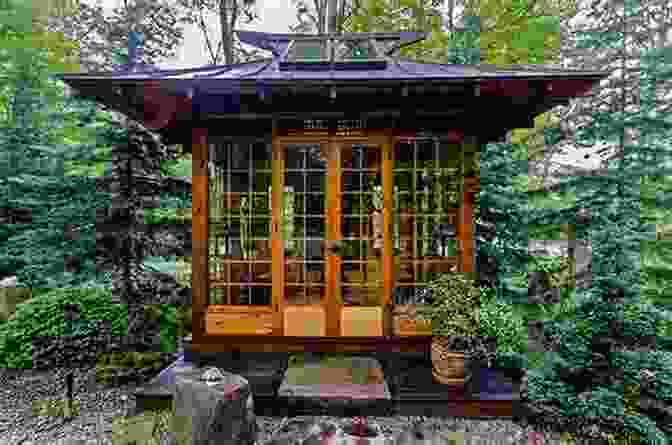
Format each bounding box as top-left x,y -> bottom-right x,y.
208,140 -> 272,306
284,144 -> 327,305
392,138 -> 460,305
341,144 -> 381,307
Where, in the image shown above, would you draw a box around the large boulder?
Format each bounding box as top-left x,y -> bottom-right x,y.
0,275 -> 32,322
172,366 -> 257,445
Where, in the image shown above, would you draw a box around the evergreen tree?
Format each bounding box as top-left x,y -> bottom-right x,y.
0,0 -> 118,291
511,0 -> 672,443
443,0 -> 672,443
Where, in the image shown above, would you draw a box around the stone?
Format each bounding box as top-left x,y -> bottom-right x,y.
0,275 -> 17,287
278,356 -> 391,416
279,356 -> 390,399
172,366 -> 256,445
393,425 -> 464,445
0,275 -> 31,322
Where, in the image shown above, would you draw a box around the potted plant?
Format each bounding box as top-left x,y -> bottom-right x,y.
415,272 -> 481,386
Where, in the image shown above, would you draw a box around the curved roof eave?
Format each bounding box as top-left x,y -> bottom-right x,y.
54,54 -> 609,85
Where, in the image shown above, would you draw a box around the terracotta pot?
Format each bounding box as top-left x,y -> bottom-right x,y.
431,337 -> 466,385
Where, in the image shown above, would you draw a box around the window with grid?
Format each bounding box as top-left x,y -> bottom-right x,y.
207,139 -> 273,306
288,40 -> 328,61
393,138 -> 462,305
332,39 -> 378,61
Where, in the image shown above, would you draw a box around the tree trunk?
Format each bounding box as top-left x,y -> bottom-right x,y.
219,0 -> 237,65
326,0 -> 338,33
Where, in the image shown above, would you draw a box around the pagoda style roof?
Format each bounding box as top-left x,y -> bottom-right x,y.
54,31 -> 609,144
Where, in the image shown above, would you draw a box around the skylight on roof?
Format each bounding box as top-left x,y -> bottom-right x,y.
333,39 -> 379,61
288,40 -> 328,61
281,36 -> 388,70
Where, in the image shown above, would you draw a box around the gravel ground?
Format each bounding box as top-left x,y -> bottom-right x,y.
0,367 -> 566,445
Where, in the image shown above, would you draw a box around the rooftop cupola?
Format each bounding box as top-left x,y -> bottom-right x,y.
236,30 -> 427,71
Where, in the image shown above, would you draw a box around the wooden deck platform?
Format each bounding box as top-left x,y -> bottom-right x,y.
135,340 -> 521,419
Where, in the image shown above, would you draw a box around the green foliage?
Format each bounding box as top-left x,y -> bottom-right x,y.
0,55 -> 116,291
0,286 -> 128,368
156,305 -> 178,355
176,304 -> 192,337
478,286 -> 527,354
160,157 -> 192,178
415,273 -> 481,337
471,1 -> 672,440
143,257 -> 179,276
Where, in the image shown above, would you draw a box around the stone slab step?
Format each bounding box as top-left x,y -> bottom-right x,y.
277,356 -> 392,416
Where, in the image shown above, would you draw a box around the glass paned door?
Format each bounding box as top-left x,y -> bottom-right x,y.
336,142 -> 386,337
207,140 -> 273,307
278,140 -> 386,337
392,138 -> 461,305
280,143 -> 329,337
339,144 -> 383,307
282,144 -> 328,306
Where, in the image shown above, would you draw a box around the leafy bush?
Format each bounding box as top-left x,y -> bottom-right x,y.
0,286 -> 129,369
522,289 -> 672,445
415,272 -> 481,338
176,304 -> 192,337
478,287 -> 527,355
149,304 -> 179,355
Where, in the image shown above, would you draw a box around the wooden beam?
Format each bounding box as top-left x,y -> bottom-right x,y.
326,133 -> 341,337
191,127 -> 209,342
460,190 -> 475,275
382,130 -> 394,336
460,135 -> 477,276
191,334 -> 430,354
271,119 -> 285,335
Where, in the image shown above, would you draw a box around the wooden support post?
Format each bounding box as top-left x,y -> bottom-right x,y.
326,134 -> 341,337
460,190 -> 475,275
382,131 -> 394,336
460,135 -> 477,276
191,127 -> 209,341
272,120 -> 285,335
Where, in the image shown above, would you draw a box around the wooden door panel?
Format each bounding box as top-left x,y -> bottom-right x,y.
280,142 -> 331,335
341,307 -> 383,336
337,142 -> 387,337
284,306 -> 326,336
206,311 -> 273,335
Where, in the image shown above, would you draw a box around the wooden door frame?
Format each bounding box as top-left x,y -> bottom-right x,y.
191,124 -> 478,348
272,132 -> 392,337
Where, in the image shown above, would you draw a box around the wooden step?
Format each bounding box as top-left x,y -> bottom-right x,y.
134,345 -> 521,419
379,354 -> 520,418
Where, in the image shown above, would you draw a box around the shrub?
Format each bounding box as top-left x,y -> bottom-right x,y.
0,286 -> 129,369
520,287 -> 672,445
0,286 -> 181,372
415,272 -> 481,339
478,286 -> 527,355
